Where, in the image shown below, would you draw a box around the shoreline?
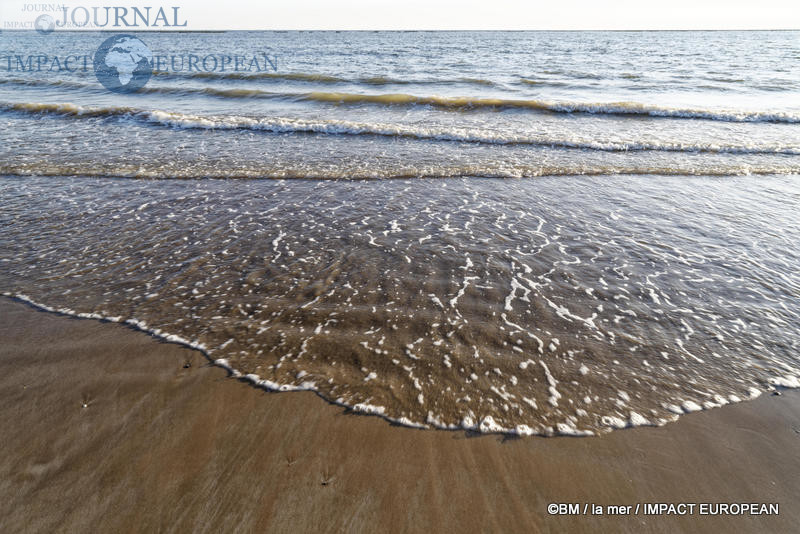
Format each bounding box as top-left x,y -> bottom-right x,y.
4,292 -> 791,438
1,295 -> 798,532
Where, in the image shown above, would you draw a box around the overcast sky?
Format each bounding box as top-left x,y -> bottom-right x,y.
2,0 -> 799,30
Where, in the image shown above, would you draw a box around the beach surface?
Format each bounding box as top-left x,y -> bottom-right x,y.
1,296 -> 798,533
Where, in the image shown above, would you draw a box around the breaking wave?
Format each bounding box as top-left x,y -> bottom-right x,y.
4,102 -> 800,154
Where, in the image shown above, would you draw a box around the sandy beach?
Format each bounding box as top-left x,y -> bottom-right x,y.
0,295 -> 798,533
2,17 -> 800,534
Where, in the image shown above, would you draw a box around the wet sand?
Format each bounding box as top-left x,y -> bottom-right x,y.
1,295 -> 798,533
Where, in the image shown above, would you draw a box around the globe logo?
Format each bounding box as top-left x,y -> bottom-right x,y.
93,35 -> 153,93
35,14 -> 55,35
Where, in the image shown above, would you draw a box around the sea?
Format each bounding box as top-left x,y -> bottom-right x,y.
1,30 -> 799,435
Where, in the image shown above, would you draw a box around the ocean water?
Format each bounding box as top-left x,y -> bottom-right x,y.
1,31 -> 799,435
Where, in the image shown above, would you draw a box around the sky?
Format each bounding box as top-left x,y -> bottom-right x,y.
1,0 -> 799,31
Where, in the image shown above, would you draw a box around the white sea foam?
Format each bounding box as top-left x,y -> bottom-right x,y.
770,376 -> 800,388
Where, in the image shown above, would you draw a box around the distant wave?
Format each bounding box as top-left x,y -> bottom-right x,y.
296,92 -> 800,123
0,72 -> 497,89
199,87 -> 800,123
3,76 -> 799,123
151,71 -> 348,83
519,78 -> 571,87
0,78 -> 99,91
152,70 -> 499,87
4,102 -> 800,155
